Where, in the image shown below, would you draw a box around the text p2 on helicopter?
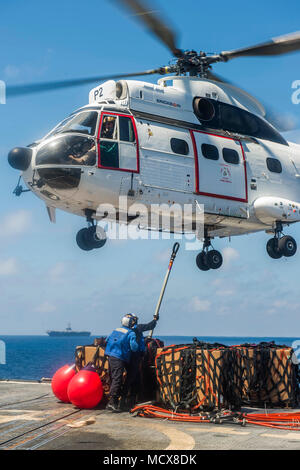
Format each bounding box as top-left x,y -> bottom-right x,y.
7,0 -> 300,271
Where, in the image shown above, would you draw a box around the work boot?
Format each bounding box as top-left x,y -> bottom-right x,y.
106,397 -> 119,412
119,395 -> 130,412
119,394 -> 136,412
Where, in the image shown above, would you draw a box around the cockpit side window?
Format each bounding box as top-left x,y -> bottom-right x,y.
98,112 -> 139,172
100,116 -> 118,140
119,116 -> 135,142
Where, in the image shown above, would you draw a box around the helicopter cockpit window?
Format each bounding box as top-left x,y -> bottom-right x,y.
99,113 -> 138,172
46,111 -> 98,139
101,116 -> 118,139
119,117 -> 135,142
36,135 -> 96,166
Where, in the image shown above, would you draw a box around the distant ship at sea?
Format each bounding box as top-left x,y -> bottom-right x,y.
47,323 -> 91,337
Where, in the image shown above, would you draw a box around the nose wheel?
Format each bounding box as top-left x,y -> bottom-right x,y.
196,237 -> 223,271
76,226 -> 107,251
266,222 -> 297,259
76,210 -> 107,251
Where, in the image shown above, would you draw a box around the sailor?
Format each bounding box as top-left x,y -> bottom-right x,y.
105,314 -> 139,412
67,141 -> 96,166
101,116 -> 116,139
119,313 -> 158,411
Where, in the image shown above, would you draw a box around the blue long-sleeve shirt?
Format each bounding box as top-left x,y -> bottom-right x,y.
133,319 -> 157,353
105,326 -> 139,362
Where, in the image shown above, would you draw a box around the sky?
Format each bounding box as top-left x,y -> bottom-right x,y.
0,0 -> 300,336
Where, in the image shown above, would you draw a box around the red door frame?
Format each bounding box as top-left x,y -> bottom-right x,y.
97,111 -> 140,173
189,129 -> 248,203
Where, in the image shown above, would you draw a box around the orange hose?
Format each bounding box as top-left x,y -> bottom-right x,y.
131,404 -> 300,430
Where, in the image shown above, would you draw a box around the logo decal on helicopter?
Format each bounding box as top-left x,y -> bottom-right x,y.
220,165 -> 232,183
156,98 -> 181,108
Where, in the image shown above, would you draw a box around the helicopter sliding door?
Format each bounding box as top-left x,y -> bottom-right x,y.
190,130 -> 248,204
97,112 -> 139,172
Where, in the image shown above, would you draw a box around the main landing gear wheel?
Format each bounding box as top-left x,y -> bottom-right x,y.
206,250 -> 223,269
278,235 -> 297,257
76,226 -> 107,251
196,252 -> 210,271
196,236 -> 223,271
266,222 -> 297,259
266,238 -> 282,259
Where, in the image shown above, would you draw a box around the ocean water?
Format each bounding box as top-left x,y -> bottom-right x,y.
0,335 -> 299,381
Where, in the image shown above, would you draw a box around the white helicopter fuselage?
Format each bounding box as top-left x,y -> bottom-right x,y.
21,76 -> 300,240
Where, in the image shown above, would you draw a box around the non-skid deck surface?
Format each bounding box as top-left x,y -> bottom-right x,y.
0,381 -> 300,450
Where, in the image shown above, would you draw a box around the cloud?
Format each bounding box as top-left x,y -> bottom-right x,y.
266,299 -> 300,315
0,258 -> 18,276
154,249 -> 171,264
34,301 -> 57,313
216,289 -> 235,297
222,247 -> 239,266
48,262 -> 66,282
189,296 -> 211,312
0,210 -> 32,238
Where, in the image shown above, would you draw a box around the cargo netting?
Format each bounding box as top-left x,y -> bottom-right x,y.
155,341 -> 300,411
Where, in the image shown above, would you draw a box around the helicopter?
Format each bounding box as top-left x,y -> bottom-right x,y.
6,0 -> 300,271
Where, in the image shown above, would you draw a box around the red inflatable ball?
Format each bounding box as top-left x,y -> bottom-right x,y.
67,367 -> 103,409
51,364 -> 76,403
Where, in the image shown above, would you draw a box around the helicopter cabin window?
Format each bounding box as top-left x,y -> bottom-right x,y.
222,148 -> 239,165
266,157 -> 282,173
170,138 -> 189,155
201,143 -> 219,160
98,114 -> 138,172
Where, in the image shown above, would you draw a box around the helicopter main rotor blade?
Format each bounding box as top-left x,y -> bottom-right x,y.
220,31 -> 300,61
207,71 -> 298,132
6,69 -> 161,98
113,0 -> 182,57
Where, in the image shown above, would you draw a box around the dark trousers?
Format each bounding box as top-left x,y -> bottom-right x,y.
122,352 -> 142,399
108,355 -> 140,402
108,356 -> 125,400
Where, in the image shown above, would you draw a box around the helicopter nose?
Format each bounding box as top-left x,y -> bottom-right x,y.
8,147 -> 32,171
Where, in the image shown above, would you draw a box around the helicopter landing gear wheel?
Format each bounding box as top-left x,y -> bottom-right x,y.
196,235 -> 223,271
278,235 -> 297,257
266,222 -> 297,259
196,251 -> 210,271
266,238 -> 282,259
86,226 -> 107,249
76,228 -> 93,251
206,250 -> 223,269
76,226 -> 107,251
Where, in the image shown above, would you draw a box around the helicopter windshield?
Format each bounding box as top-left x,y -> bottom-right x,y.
35,134 -> 96,166
46,111 -> 98,139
